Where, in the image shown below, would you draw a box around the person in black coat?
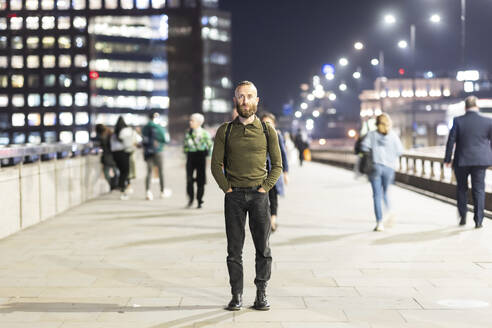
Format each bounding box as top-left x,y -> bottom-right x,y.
444,96 -> 492,228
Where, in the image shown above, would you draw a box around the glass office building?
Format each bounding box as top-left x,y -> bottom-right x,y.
0,0 -> 231,144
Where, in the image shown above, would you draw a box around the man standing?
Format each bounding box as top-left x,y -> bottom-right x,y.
211,81 -> 282,311
444,96 -> 492,228
142,112 -> 170,200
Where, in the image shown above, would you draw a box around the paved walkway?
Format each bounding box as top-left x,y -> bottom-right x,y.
1,152 -> 492,328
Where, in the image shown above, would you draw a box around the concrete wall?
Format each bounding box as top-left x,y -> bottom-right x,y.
0,155 -> 108,240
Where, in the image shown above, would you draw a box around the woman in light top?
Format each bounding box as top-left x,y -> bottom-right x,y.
361,113 -> 403,231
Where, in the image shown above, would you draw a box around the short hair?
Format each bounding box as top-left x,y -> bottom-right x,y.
148,112 -> 158,119
260,112 -> 276,124
235,80 -> 257,96
190,113 -> 205,126
376,113 -> 392,127
465,96 -> 478,109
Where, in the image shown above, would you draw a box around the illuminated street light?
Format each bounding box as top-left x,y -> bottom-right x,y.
325,73 -> 335,80
430,14 -> 441,23
312,110 -> 320,118
347,129 -> 357,138
295,111 -> 302,118
339,57 -> 349,66
328,93 -> 337,101
384,14 -> 396,24
353,71 -> 361,79
300,102 -> 308,110
354,42 -> 364,50
307,94 -> 315,101
371,58 -> 379,66
398,40 -> 408,49
339,83 -> 347,91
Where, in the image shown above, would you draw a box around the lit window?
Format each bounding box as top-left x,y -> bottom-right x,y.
28,132 -> 42,144
13,133 -> 26,144
75,112 -> 89,125
0,36 -> 6,48
74,55 -> 87,67
41,0 -> 55,10
58,17 -> 70,29
27,56 -> 39,68
57,0 -> 70,10
26,0 -> 38,10
11,56 -> 23,68
75,93 -> 88,106
152,0 -> 166,8
75,36 -> 85,48
28,75 -> 40,88
89,0 -> 102,9
59,55 -> 71,68
42,16 -> 55,30
59,112 -> 73,126
121,0 -> 133,9
43,55 -> 56,68
43,113 -> 57,126
73,0 -> 85,9
12,95 -> 25,107
12,36 -> 23,49
11,0 -> 22,10
0,56 -> 6,68
73,16 -> 87,29
58,36 -> 70,49
44,131 -> 57,143
59,74 -> 72,88
75,131 -> 90,143
136,0 -> 149,9
28,94 -> 41,107
168,0 -> 180,7
43,93 -> 56,107
105,0 -> 117,9
44,74 -> 56,87
60,131 -> 73,143
42,36 -> 55,49
26,37 -> 39,49
60,93 -> 73,107
12,113 -> 26,127
12,75 -> 24,88
10,17 -> 23,30
0,133 -> 9,145
0,94 -> 7,107
28,113 -> 41,126
0,18 -> 5,30
26,17 -> 39,30
0,75 -> 6,88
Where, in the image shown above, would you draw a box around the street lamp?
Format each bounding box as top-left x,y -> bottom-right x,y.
430,14 -> 441,23
339,57 -> 349,66
384,14 -> 396,24
354,42 -> 364,50
398,40 -> 408,49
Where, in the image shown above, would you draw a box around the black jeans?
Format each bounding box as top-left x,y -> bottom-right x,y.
224,189 -> 272,295
186,151 -> 207,204
455,165 -> 487,226
112,151 -> 130,192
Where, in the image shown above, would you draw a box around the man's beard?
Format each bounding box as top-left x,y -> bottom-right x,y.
237,103 -> 257,118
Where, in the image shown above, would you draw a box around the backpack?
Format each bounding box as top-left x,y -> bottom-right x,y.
223,121 -> 269,177
142,125 -> 158,160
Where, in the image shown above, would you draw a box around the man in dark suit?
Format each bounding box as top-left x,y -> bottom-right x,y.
444,96 -> 492,228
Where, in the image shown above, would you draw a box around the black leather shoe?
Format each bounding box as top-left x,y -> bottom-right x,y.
475,223 -> 483,229
226,294 -> 242,311
253,290 -> 270,311
459,218 -> 466,226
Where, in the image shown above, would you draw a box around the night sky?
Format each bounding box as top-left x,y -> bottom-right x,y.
219,0 -> 492,118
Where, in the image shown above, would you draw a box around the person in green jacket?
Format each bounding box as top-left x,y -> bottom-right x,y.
142,112 -> 170,200
211,81 -> 282,311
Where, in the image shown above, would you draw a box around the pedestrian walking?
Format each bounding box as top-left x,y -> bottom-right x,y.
444,96 -> 492,229
142,112 -> 170,200
211,81 -> 282,311
261,112 -> 289,232
184,113 -> 213,208
95,124 -> 119,191
361,113 -> 403,231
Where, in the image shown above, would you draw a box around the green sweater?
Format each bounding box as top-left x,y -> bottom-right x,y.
211,116 -> 282,193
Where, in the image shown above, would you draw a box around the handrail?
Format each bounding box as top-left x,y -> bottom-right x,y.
0,143 -> 94,162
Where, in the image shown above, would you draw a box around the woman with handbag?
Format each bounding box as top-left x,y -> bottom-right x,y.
184,113 -> 213,208
361,113 -> 403,231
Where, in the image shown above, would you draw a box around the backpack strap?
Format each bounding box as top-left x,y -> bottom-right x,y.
261,121 -> 270,173
223,122 -> 233,177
